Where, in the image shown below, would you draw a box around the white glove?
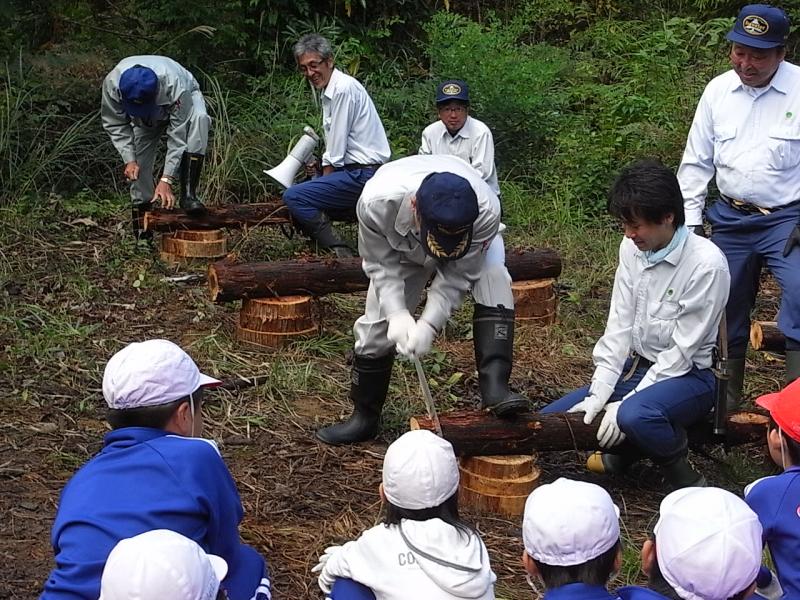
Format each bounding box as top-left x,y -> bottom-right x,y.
311,545 -> 342,594
568,381 -> 615,424
387,310 -> 415,354
755,571 -> 783,600
597,401 -> 626,448
400,320 -> 437,359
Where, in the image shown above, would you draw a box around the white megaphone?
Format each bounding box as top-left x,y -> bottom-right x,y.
264,126 -> 320,189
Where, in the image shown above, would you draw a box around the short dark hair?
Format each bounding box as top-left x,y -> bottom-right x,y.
383,492 -> 474,538
107,388 -> 203,430
607,159 -> 685,227
533,540 -> 620,589
768,417 -> 800,465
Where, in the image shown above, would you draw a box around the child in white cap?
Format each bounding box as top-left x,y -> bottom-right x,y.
313,429 -> 496,600
522,477 -> 656,600
100,529 -> 229,600
743,378 -> 800,598
641,487 -> 762,600
42,340 -> 271,600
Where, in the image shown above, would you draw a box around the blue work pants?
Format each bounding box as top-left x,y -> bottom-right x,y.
541,359 -> 714,460
282,167 -> 378,223
707,200 -> 800,356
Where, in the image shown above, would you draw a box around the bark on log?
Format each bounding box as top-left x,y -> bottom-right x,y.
144,200 -> 290,232
750,321 -> 785,353
409,409 -> 768,456
208,247 -> 563,302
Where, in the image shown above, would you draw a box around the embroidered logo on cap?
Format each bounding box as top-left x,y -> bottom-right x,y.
743,14 -> 769,35
441,83 -> 462,96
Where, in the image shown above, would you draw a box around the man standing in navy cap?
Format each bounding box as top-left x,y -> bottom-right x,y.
101,56 -> 211,237
316,154 -> 527,445
677,4 -> 800,403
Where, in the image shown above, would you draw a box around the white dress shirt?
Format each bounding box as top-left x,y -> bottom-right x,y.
321,68 -> 391,168
678,60 -> 800,226
591,232 -> 730,395
419,116 -> 500,195
357,155 -> 500,332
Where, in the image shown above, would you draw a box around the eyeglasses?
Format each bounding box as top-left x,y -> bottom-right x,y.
298,59 -> 328,74
438,105 -> 467,114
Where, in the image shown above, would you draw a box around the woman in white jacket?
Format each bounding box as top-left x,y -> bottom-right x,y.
313,430 -> 497,600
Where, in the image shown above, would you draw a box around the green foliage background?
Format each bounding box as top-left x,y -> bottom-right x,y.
1,0 -> 797,214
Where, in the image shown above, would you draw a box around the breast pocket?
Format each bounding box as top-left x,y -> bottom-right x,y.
649,301 -> 681,347
712,125 -> 737,168
767,125 -> 800,171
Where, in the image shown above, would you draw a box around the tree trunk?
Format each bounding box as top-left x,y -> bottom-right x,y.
750,321 -> 785,353
208,248 -> 563,302
409,409 -> 768,456
144,200 -> 289,231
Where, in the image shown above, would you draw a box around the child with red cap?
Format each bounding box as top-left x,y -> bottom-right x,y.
744,378 -> 800,598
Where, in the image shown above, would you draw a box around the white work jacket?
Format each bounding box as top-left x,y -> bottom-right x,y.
357,155 -> 500,332
678,60 -> 800,226
591,232 -> 730,395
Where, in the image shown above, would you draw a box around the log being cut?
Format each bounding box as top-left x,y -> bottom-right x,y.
409,409 -> 768,456
750,321 -> 785,354
144,200 -> 290,232
209,247 -> 563,302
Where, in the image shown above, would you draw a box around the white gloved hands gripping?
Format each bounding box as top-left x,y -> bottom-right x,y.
311,545 -> 343,594
387,310 -> 415,355
596,401 -> 626,448
401,320 -> 437,359
567,380 -> 615,424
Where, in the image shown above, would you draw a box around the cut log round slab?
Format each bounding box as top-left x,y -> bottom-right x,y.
512,278 -> 557,323
160,229 -> 228,262
209,247 -> 562,302
750,321 -> 784,353
236,296 -> 319,349
410,409 -> 769,456
458,455 -> 540,516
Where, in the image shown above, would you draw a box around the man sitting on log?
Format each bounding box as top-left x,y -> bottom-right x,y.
101,56 -> 211,239
284,34 -> 391,258
541,159 -> 730,488
316,154 -> 528,446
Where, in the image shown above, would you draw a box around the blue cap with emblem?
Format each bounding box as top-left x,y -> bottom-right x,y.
416,171 -> 479,261
435,79 -> 469,104
727,4 -> 790,49
119,65 -> 160,119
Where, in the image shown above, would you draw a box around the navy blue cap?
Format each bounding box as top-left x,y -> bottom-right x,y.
435,80 -> 469,104
119,65 -> 159,119
727,4 -> 790,49
417,172 -> 479,261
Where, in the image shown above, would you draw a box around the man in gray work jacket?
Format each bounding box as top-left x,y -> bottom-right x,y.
316,154 -> 529,445
101,55 -> 211,237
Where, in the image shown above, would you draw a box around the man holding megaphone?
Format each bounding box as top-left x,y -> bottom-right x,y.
272,34 -> 390,258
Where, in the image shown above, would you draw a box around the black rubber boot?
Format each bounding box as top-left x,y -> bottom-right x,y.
316,353 -> 394,445
179,152 -> 206,216
473,304 -> 530,416
786,350 -> 800,385
726,357 -> 746,411
659,453 -> 706,489
294,213 -> 354,258
131,201 -> 153,243
586,448 -> 642,475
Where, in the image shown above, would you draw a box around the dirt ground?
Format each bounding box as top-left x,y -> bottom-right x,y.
0,206 -> 785,599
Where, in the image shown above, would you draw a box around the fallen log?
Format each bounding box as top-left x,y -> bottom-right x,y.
209,247 -> 563,302
144,200 -> 289,232
750,321 -> 785,353
409,409 -> 768,456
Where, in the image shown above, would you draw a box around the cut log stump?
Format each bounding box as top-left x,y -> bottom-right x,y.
159,229 -> 228,264
236,296 -> 318,349
458,455 -> 540,517
750,321 -> 784,354
512,278 -> 557,324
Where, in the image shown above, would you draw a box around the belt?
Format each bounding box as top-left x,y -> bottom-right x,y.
336,163 -> 382,172
721,195 -> 800,216
621,352 -> 653,382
